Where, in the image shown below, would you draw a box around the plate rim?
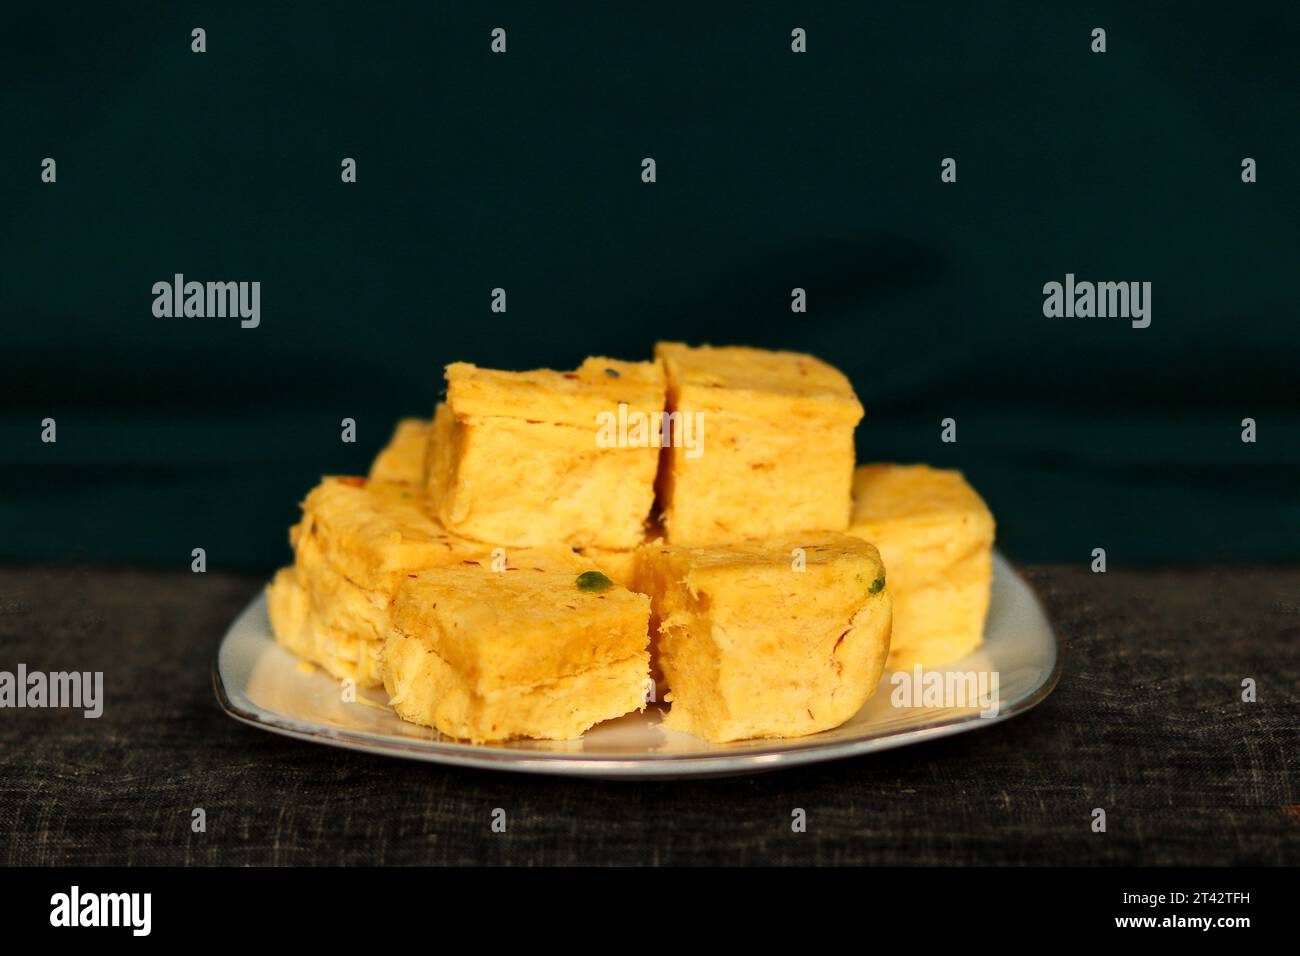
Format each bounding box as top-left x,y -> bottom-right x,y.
214,552 -> 1064,778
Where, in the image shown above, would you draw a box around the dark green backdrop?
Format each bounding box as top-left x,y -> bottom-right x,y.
3,2 -> 1298,569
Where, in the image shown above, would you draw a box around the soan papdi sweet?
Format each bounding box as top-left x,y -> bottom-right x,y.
635,532 -> 891,742
848,464 -> 994,669
368,418 -> 431,485
383,548 -> 651,742
267,476 -> 489,686
654,342 -> 863,546
425,358 -> 665,550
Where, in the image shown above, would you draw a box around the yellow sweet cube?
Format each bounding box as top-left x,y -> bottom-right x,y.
368,418 -> 431,485
267,476 -> 491,686
296,476 -> 486,593
383,549 -> 651,742
654,342 -> 864,545
848,464 -> 995,669
425,358 -> 665,550
635,532 -> 892,742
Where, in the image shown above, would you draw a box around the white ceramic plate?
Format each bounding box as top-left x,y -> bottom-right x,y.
215,552 -> 1061,778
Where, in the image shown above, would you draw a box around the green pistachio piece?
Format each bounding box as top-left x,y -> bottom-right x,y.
576,570 -> 614,593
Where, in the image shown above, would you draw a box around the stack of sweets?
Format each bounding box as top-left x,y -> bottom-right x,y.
272,359 -> 662,741
267,342 -> 996,744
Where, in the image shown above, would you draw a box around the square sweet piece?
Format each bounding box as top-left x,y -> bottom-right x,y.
383,548 -> 652,742
847,464 -> 995,669
425,357 -> 665,550
296,476 -> 487,593
368,418 -> 431,485
267,476 -> 491,686
654,342 -> 864,545
634,532 -> 892,742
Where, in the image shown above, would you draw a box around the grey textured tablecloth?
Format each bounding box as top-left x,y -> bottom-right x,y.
1,564 -> 1296,866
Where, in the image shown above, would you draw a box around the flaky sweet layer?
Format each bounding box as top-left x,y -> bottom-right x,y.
655,342 -> 863,545
428,358 -> 664,550
267,566 -> 385,687
296,476 -> 490,591
445,357 -> 665,428
393,548 -> 650,690
423,402 -> 457,517
655,342 -> 864,423
368,418 -> 432,485
293,531 -> 391,662
273,473 -> 486,689
851,463 -> 994,527
885,564 -> 991,670
384,632 -> 649,743
637,532 -> 891,742
267,566 -> 309,647
429,414 -> 659,549
848,463 -> 994,668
